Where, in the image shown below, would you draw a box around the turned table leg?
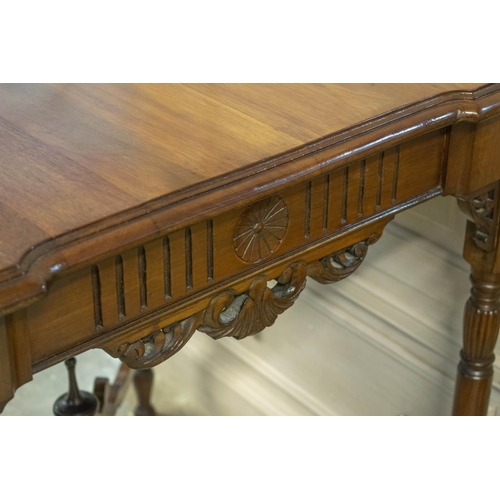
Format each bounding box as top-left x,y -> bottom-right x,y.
453,186 -> 500,415
53,358 -> 156,416
452,270 -> 500,415
53,358 -> 99,416
133,369 -> 156,416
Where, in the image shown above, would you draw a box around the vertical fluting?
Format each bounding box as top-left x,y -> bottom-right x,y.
305,181 -> 311,238
460,271 -> 500,376
207,219 -> 214,281
115,254 -> 126,319
453,269 -> 500,415
323,174 -> 330,231
163,236 -> 171,300
358,160 -> 366,218
376,151 -> 384,210
185,227 -> 193,290
91,265 -> 103,330
138,246 -> 147,310
341,165 -> 348,223
391,146 -> 400,203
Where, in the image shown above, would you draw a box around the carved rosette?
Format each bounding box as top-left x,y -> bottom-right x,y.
307,234 -> 379,284
199,262 -> 307,340
116,315 -> 199,369
233,196 -> 288,263
458,186 -> 498,252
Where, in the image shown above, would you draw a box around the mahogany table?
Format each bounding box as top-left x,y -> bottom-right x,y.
1,84 -> 499,415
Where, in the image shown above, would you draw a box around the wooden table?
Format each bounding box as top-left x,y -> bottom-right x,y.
1,83 -> 499,416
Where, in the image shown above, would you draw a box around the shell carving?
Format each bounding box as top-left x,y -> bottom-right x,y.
199,262 -> 307,340
116,315 -> 199,369
233,196 -> 288,263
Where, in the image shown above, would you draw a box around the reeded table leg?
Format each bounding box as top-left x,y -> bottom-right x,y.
133,369 -> 156,416
452,270 -> 500,415
453,186 -> 500,415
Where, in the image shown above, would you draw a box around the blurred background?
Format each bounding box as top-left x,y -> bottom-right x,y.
3,195 -> 499,416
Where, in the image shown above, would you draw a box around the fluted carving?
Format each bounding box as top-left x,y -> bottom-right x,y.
459,271 -> 500,379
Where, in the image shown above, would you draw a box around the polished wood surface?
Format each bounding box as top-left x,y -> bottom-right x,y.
1,83 -> 500,415
0,84 -> 480,275
453,187 -> 500,414
1,83 -> 494,316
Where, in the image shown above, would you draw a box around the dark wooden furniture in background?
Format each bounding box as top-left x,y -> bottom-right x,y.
1,84 -> 500,416
53,358 -> 155,416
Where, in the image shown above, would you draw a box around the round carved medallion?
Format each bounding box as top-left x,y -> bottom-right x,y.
233,196 -> 288,263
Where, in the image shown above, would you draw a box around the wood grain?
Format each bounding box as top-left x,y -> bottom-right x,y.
453,182 -> 500,414
0,84 -> 496,316
24,124 -> 444,368
184,84 -> 482,143
2,83 -> 500,415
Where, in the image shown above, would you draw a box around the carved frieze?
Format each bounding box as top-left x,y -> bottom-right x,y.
110,235 -> 381,369
83,135 -> 441,339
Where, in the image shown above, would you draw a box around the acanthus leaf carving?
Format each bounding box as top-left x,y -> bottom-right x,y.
116,315 -> 199,369
199,262 -> 307,340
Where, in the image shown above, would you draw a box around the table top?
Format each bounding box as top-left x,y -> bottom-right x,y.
0,83 -> 489,313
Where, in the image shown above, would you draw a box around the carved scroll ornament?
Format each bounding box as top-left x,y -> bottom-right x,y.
308,234 -> 379,284
116,315 -> 199,369
111,235 -> 380,369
